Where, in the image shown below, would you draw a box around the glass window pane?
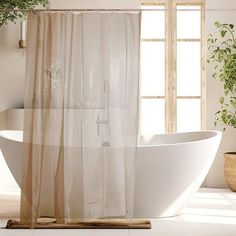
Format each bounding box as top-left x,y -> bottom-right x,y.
177,6 -> 201,39
141,6 -> 165,39
177,99 -> 201,132
141,42 -> 165,96
177,42 -> 201,96
140,99 -> 165,135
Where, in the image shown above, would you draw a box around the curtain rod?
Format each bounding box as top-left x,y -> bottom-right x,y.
1,8 -> 236,12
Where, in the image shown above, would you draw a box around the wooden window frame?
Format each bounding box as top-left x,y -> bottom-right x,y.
141,0 -> 206,133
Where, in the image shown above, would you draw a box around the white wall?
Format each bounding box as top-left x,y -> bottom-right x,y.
205,0 -> 236,187
0,22 -> 25,111
50,0 -> 140,9
0,19 -> 25,191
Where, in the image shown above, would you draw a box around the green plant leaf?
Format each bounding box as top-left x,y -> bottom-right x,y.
226,48 -> 232,53
215,21 -> 222,28
0,0 -> 50,27
208,22 -> 236,129
229,24 -> 234,30
219,97 -> 225,104
221,30 -> 227,38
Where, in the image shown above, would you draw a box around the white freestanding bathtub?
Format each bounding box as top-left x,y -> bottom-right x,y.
0,130 -> 221,218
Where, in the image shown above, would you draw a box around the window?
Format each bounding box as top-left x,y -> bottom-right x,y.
140,0 -> 205,135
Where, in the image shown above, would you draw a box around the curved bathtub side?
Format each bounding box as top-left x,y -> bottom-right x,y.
0,129 -> 222,218
0,134 -> 23,188
134,131 -> 222,218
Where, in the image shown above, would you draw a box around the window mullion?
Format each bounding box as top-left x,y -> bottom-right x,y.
200,2 -> 206,130
165,0 -> 177,133
141,38 -> 165,42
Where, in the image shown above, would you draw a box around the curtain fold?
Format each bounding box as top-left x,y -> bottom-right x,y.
20,11 -> 141,226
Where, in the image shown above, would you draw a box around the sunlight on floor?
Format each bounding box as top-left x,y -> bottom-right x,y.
179,188 -> 236,225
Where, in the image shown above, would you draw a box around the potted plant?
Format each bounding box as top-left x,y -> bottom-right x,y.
0,0 -> 50,27
208,21 -> 236,191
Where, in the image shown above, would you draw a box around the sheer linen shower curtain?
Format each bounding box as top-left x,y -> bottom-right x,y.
20,12 -> 141,226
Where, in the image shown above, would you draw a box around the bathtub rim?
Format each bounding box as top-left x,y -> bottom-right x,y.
0,129 -> 222,147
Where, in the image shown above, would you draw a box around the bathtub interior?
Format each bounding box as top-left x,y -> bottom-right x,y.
139,131 -> 220,146
0,130 -> 23,142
